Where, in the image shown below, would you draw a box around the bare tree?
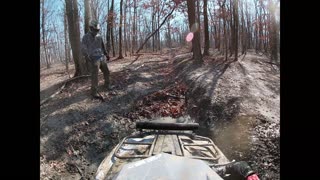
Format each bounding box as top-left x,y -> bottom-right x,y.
106,0 -> 111,54
253,0 -> 259,53
233,0 -> 239,61
258,0 -> 263,52
118,0 -> 124,59
132,0 -> 137,53
84,0 -> 91,34
203,0 -> 210,56
110,0 -> 115,57
166,20 -> 172,48
245,0 -> 251,49
65,0 -> 88,76
218,0 -> 228,61
127,0 -> 132,55
228,0 -> 234,57
269,0 -> 278,62
64,6 -> 70,73
52,19 -> 63,63
123,0 -> 128,56
186,0 -> 203,63
240,0 -> 247,54
41,0 -> 50,69
136,5 -> 176,54
91,0 -> 107,22
152,0 -> 156,52
40,0 -> 279,72
156,0 -> 165,51
218,9 -> 222,52
84,0 -> 92,71
196,0 -> 201,52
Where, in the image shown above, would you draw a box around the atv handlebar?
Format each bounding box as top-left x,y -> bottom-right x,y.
136,122 -> 199,131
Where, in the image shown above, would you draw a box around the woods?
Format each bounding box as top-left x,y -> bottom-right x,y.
40,0 -> 280,74
41,1 -> 280,179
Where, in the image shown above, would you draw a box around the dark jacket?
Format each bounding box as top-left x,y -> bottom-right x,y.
81,32 -> 108,60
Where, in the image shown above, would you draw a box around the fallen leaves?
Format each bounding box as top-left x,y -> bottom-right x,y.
127,83 -> 187,119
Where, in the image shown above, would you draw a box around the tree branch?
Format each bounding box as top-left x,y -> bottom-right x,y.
135,6 -> 176,54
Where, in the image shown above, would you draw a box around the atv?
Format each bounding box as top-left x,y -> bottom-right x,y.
94,119 -> 239,180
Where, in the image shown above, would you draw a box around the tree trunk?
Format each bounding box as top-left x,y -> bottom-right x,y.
138,11 -> 141,49
218,17 -> 221,51
234,0 -> 239,61
152,4 -> 155,52
90,0 -> 97,20
84,0 -> 91,34
132,0 -> 137,53
65,0 -> 88,76
218,0 -> 228,60
254,0 -> 258,52
118,0 -> 124,59
41,0 -> 50,69
52,21 -> 62,63
224,4 -> 228,60
128,0 -> 132,56
83,0 -> 91,71
209,7 -> 215,48
106,0 -> 111,54
261,3 -> 268,53
110,0 -> 115,57
245,0 -> 251,49
157,0 -> 161,51
186,0 -> 203,63
229,0 -> 234,57
240,0 -> 246,54
64,9 -> 69,73
258,4 -> 263,52
166,20 -> 172,48
203,0 -> 210,56
123,0 -> 127,56
144,17 -> 150,50
196,0 -> 201,52
269,0 -> 278,62
114,32 -> 118,53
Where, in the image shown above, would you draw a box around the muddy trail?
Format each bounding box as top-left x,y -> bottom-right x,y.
40,48 -> 280,180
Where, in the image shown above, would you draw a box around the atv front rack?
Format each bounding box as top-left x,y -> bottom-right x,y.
113,122 -> 221,162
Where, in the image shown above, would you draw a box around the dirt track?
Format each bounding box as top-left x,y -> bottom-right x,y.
40,48 -> 279,180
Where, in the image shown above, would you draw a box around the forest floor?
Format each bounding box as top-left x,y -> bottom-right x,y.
40,47 -> 280,180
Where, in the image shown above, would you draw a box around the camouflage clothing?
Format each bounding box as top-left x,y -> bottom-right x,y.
89,59 -> 110,96
81,32 -> 108,59
81,32 -> 110,96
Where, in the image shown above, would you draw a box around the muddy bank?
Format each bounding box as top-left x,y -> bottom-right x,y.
172,51 -> 280,179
